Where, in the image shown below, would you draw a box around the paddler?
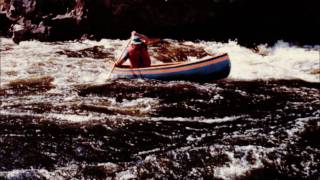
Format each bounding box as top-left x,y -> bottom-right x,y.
115,31 -> 151,68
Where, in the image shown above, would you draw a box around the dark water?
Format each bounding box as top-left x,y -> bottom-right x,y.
0,78 -> 319,179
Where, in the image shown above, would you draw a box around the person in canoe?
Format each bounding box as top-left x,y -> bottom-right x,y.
115,31 -> 151,68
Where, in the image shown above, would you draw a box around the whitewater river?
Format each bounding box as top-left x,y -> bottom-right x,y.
0,38 -> 319,179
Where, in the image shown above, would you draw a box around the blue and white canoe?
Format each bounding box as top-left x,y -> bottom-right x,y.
111,53 -> 231,81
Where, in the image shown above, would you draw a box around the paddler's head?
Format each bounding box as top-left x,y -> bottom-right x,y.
131,35 -> 143,48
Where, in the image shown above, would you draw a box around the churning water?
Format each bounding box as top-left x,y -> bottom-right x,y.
0,38 -> 319,179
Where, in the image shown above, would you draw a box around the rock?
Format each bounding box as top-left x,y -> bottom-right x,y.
80,163 -> 121,179
0,12 -> 12,36
46,15 -> 82,41
12,20 -> 49,43
7,76 -> 54,89
56,45 -> 114,59
1,0 -> 83,43
0,0 -> 319,45
1,76 -> 55,96
149,40 -> 207,63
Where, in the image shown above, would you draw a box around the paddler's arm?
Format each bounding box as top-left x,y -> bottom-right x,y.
115,50 -> 129,67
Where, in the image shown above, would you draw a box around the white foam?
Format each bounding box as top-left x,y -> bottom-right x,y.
96,97 -> 160,115
213,145 -> 273,179
0,38 -> 125,88
186,133 -> 207,142
116,170 -> 137,180
0,165 -> 79,179
47,113 -> 95,122
201,40 -> 320,82
1,38 -> 319,88
0,110 -> 44,118
150,115 -> 244,124
0,109 -> 104,122
285,116 -> 319,138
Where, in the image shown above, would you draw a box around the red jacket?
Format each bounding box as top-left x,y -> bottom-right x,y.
127,45 -> 151,68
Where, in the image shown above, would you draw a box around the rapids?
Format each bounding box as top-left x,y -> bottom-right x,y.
0,38 -> 319,179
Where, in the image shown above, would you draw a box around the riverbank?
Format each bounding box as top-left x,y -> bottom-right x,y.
1,0 -> 319,46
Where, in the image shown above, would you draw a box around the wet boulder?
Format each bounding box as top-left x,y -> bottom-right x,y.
148,40 -> 207,62
1,0 -> 84,43
0,12 -> 12,36
12,20 -> 49,43
56,45 -> 114,59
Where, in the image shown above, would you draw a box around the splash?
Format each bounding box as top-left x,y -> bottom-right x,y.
1,38 -> 319,89
201,40 -> 320,82
0,38 -> 319,179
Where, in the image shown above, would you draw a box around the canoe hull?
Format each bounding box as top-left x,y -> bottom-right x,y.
111,53 -> 231,81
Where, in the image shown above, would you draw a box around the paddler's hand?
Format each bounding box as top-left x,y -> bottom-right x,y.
115,62 -> 121,67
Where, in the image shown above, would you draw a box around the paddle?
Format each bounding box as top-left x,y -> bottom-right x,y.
106,39 -> 131,80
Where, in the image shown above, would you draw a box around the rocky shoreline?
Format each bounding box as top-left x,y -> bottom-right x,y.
1,0 -> 319,45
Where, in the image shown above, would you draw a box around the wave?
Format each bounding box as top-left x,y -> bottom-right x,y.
1,38 -> 319,87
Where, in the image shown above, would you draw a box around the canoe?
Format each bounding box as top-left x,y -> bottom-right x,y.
111,53 -> 231,81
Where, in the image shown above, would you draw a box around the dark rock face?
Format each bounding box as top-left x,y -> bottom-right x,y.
56,45 -> 115,59
0,0 -> 319,45
0,14 -> 10,36
0,0 -> 83,42
11,21 -> 48,43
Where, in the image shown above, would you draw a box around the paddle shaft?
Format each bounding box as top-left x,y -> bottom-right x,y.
106,39 -> 131,79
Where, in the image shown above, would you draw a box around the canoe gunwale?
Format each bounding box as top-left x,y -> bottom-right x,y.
114,53 -> 228,72
111,53 -> 231,80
